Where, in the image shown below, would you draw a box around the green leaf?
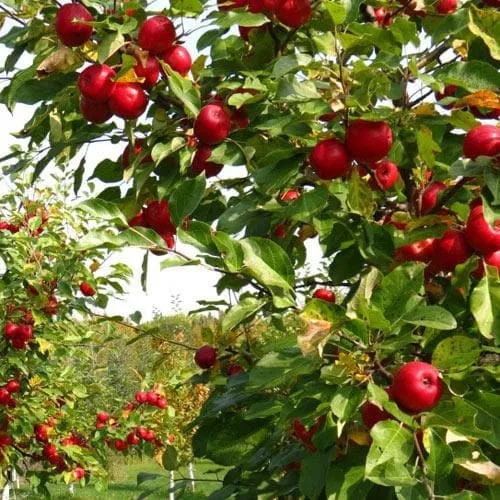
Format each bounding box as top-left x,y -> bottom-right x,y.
402,305 -> 457,330
137,473 -> 163,486
329,246 -> 365,284
240,237 -> 295,308
151,137 -> 186,165
468,5 -> 500,61
272,53 -> 312,79
222,297 -> 266,334
302,299 -> 347,328
299,452 -> 330,500
169,176 -> 206,226
210,142 -> 245,166
432,335 -> 481,371
78,199 -> 128,226
243,400 -> 282,420
160,256 -> 200,270
365,421 -> 416,486
98,32 -> 125,63
162,445 -> 178,470
416,127 -> 441,167
433,61 -> 500,92
347,170 -> 374,217
212,231 -> 243,272
485,166 -> 500,206
470,275 -> 500,341
164,64 -> 201,117
330,386 -> 364,421
214,11 -> 268,29
285,186 -> 330,222
179,221 -> 218,254
426,428 -> 453,481
171,0 -> 203,16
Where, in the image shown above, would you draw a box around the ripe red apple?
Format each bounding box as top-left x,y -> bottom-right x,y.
144,200 -> 175,234
435,84 -> 457,109
78,64 -> 116,103
142,430 -> 155,442
463,125 -> 500,160
134,55 -> 161,90
6,380 -> 20,394
361,401 -> 392,429
113,439 -> 128,451
138,16 -> 176,55
55,4 -> 93,47
80,282 -> 96,297
436,0 -> 457,14
281,189 -> 301,201
371,159 -> 399,190
231,107 -> 250,129
79,97 -> 113,124
0,389 -> 10,405
146,391 -> 159,406
227,364 -> 245,376
309,138 -> 351,180
374,7 -> 393,26
122,138 -> 153,168
135,391 -> 148,404
274,224 -> 287,239
96,412 -> 110,423
71,467 -> 86,481
35,424 -> 50,443
420,181 -> 447,214
345,120 -> 393,163
312,288 -> 336,303
395,239 -> 435,263
275,0 -> 312,28
136,427 -> 149,439
109,83 -> 148,120
484,250 -> 500,271
163,45 -> 192,77
465,203 -> 500,254
126,432 -> 140,445
194,104 -> 232,145
156,397 -> 168,409
469,106 -> 500,120
191,145 -> 223,177
430,229 -> 472,272
194,345 -> 217,369
0,434 -> 13,447
391,361 -> 443,411
43,295 -> 58,316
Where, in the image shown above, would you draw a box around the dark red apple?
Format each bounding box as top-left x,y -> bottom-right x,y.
231,107 -> 250,129
374,7 -> 393,26
80,97 -> 113,124
78,64 -> 116,103
146,391 -> 159,406
435,84 -> 457,109
136,427 -> 149,439
163,45 -> 192,77
371,159 -> 399,190
113,439 -> 128,451
144,200 -> 175,234
138,16 -> 176,55
142,430 -> 155,442
395,239 -> 435,263
71,467 -> 86,481
464,203 -> 500,254
55,4 -> 93,47
134,55 -> 161,90
109,83 -> 148,120
345,120 -> 393,163
361,401 -> 392,429
420,181 -> 447,214
156,397 -> 168,409
274,224 -> 287,239
463,124 -> 500,160
194,345 -> 217,369
135,391 -> 148,404
430,229 -> 472,272
309,138 -> 351,180
228,364 -> 245,376
96,412 -> 110,423
126,432 -> 140,445
79,282 -> 96,296
391,361 -> 443,411
122,138 -> 153,168
6,380 -> 20,394
436,0 -> 457,14
275,0 -> 311,28
485,250 -> 500,270
194,104 -> 232,145
191,145 -> 223,177
35,424 -> 50,443
312,288 -> 336,303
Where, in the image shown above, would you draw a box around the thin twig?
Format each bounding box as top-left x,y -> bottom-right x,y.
415,41 -> 451,70
0,5 -> 26,26
414,432 -> 435,499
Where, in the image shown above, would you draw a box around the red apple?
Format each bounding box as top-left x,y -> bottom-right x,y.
80,97 -> 113,124
113,439 -> 128,451
194,345 -> 217,369
274,224 -> 287,239
35,424 -> 50,443
55,4 -> 93,47
194,104 -> 232,145
309,138 -> 351,180
0,434 -> 12,447
345,120 -> 393,163
361,401 -> 392,429
485,250 -> 500,270
138,16 -> 176,55
191,145 -> 223,177
281,189 -> 301,201
135,391 -> 148,404
430,229 -> 472,272
275,0 -> 311,28
6,380 -> 20,394
96,412 -> 110,423
231,107 -> 250,129
71,467 -> 86,481
80,282 -> 96,297
436,84 -> 457,109
371,159 -> 399,190
464,203 -> 500,254
391,361 -> 443,411
436,0 -> 457,14
395,239 -> 435,263
146,391 -> 159,406
0,389 -> 10,405
134,55 -> 161,90
163,45 -> 192,77
78,64 -> 116,103
463,124 -> 500,160
126,432 -> 140,445
122,138 -> 153,168
227,364 -> 245,376
156,397 -> 168,409
374,7 -> 393,26
144,200 -> 175,234
312,288 -> 336,303
109,83 -> 148,120
420,181 -> 447,214
136,427 -> 149,439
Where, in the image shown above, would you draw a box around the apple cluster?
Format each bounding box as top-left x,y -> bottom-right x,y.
4,322 -> 33,350
0,379 -> 20,408
134,390 -> 168,409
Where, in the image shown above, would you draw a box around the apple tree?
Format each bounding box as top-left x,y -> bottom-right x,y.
0,0 -> 499,498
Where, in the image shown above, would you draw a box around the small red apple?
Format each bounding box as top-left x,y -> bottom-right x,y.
78,64 -> 116,103
136,427 -> 149,439
0,389 -> 10,405
345,120 -> 393,163
191,145 -> 223,177
281,189 -> 301,201
80,282 -> 96,297
144,200 -> 175,234
126,432 -> 140,445
96,412 -> 110,423
146,391 -> 159,406
371,159 -> 399,190
163,45 -> 192,77
134,55 -> 161,90
231,107 -> 250,129
312,288 -> 336,303
71,467 -> 86,481
361,401 -> 392,429
79,97 -> 113,124
5,380 -> 20,394
309,138 -> 351,180
55,4 -> 93,47
275,0 -> 312,28
113,439 -> 128,451
109,83 -> 148,120
391,361 -> 443,411
435,84 -> 457,109
463,125 -> 500,160
395,239 -> 435,263
484,250 -> 500,271
430,229 -> 472,272
194,345 -> 217,369
465,203 -> 500,254
122,138 -> 153,168
228,364 -> 245,376
274,224 -> 287,239
374,7 -> 393,26
420,181 -> 447,214
156,397 -> 168,409
35,424 -> 50,443
138,16 -> 176,55
135,391 -> 148,404
436,0 -> 457,14
194,104 -> 232,145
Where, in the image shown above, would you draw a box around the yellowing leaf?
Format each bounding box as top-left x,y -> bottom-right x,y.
116,68 -> 144,84
457,460 -> 500,485
80,41 -> 98,62
37,337 -> 53,354
90,260 -> 100,272
297,318 -> 331,356
37,47 -> 78,77
348,429 -> 371,446
452,40 -> 468,60
29,375 -> 42,387
413,103 -> 436,116
455,90 -> 500,110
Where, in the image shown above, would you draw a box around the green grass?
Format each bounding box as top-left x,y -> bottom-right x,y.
15,458 -> 227,499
